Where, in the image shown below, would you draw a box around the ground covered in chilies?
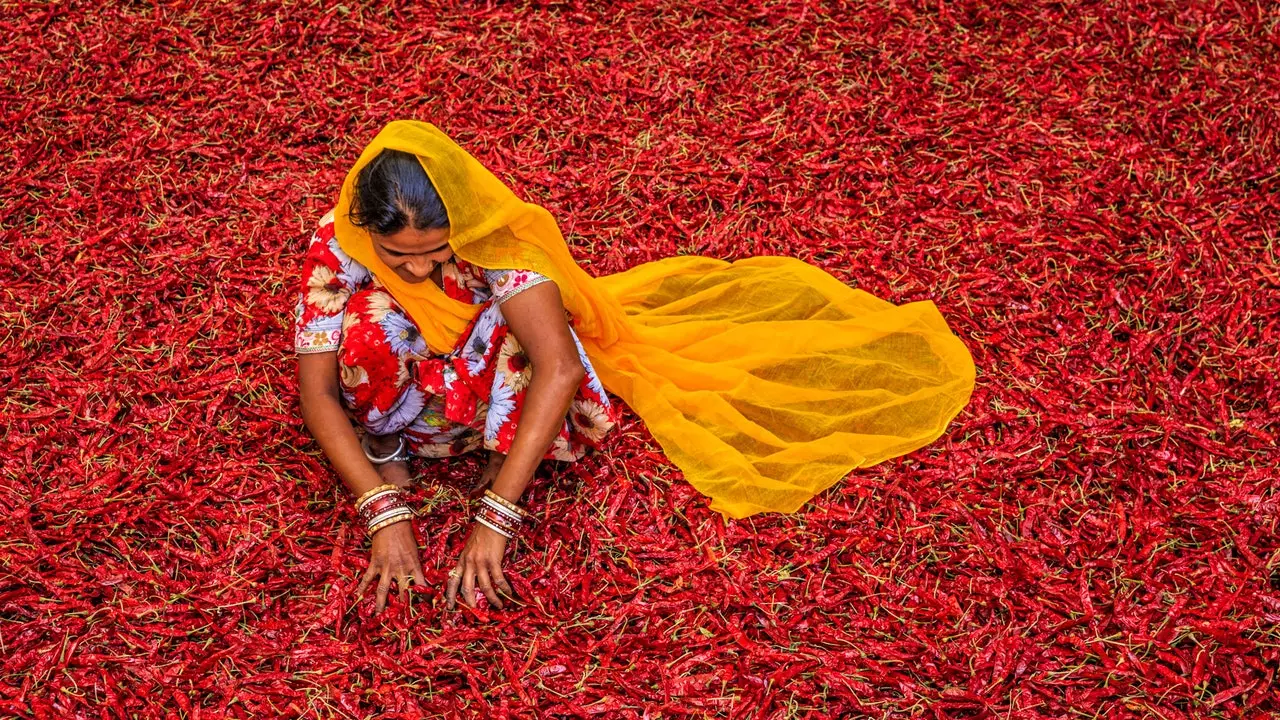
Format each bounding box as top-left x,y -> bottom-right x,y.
3,1 -> 1278,718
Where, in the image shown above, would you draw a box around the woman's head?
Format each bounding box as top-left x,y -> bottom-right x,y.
349,148 -> 454,284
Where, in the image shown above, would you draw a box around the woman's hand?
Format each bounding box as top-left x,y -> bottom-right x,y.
445,523 -> 516,610
356,520 -> 426,614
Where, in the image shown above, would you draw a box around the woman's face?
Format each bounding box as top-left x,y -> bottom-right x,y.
371,226 -> 454,284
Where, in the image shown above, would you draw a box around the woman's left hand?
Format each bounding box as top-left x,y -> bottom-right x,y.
445,523 -> 517,610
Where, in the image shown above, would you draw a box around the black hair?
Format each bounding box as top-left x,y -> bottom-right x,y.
348,149 -> 450,234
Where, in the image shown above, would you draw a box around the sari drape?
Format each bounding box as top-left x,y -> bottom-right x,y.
333,120 -> 975,519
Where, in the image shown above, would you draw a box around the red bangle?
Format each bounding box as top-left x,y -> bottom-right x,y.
359,493 -> 409,523
476,505 -> 522,534
359,495 -> 404,519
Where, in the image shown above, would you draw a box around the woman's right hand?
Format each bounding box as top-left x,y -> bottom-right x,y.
356,520 -> 427,614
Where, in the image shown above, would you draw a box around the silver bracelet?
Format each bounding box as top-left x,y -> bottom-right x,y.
361,434 -> 409,465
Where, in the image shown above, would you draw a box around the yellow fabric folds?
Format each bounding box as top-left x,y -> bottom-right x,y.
333,120 -> 976,519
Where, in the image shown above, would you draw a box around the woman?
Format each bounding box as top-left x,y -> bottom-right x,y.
296,149 -> 614,614
296,121 -> 976,615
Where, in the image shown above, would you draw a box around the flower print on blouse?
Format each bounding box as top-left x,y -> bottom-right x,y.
294,215 -> 489,354
293,214 -> 618,460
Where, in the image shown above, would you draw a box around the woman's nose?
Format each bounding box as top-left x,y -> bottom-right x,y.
404,258 -> 435,279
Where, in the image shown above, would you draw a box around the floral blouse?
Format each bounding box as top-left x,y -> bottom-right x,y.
292,214 -> 619,460
294,216 -> 550,355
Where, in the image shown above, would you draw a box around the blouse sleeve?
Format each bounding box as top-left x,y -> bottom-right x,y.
483,268 -> 553,305
293,216 -> 370,354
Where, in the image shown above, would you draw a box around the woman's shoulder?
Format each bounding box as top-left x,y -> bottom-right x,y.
301,208 -> 371,289
311,208 -> 338,245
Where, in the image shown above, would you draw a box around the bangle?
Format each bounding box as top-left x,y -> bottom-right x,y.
360,497 -> 409,525
480,494 -> 525,524
367,506 -> 413,529
361,492 -> 406,512
355,486 -> 401,514
476,503 -> 522,533
368,509 -> 415,537
483,489 -> 536,523
358,494 -> 405,520
475,515 -> 515,539
361,434 -> 409,465
355,479 -> 399,507
358,486 -> 406,510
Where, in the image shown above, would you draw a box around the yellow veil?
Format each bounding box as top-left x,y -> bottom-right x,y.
334,120 -> 976,519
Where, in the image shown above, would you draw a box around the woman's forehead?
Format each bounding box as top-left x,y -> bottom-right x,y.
375,226 -> 450,253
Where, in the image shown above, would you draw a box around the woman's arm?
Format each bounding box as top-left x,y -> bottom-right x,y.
298,351 -> 426,612
298,351 -> 387,497
488,281 -> 586,503
443,279 -> 585,610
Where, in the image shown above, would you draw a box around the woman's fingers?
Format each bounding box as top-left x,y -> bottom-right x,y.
414,559 -> 432,595
440,565 -> 518,611
459,566 -> 478,609
375,571 -> 392,613
445,568 -> 462,610
392,557 -> 419,593
491,564 -> 516,600
407,557 -> 427,590
356,563 -> 378,598
476,567 -> 503,610
357,540 -> 431,614
399,570 -> 421,609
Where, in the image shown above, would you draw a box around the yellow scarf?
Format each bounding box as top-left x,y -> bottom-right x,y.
334,120 -> 976,519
